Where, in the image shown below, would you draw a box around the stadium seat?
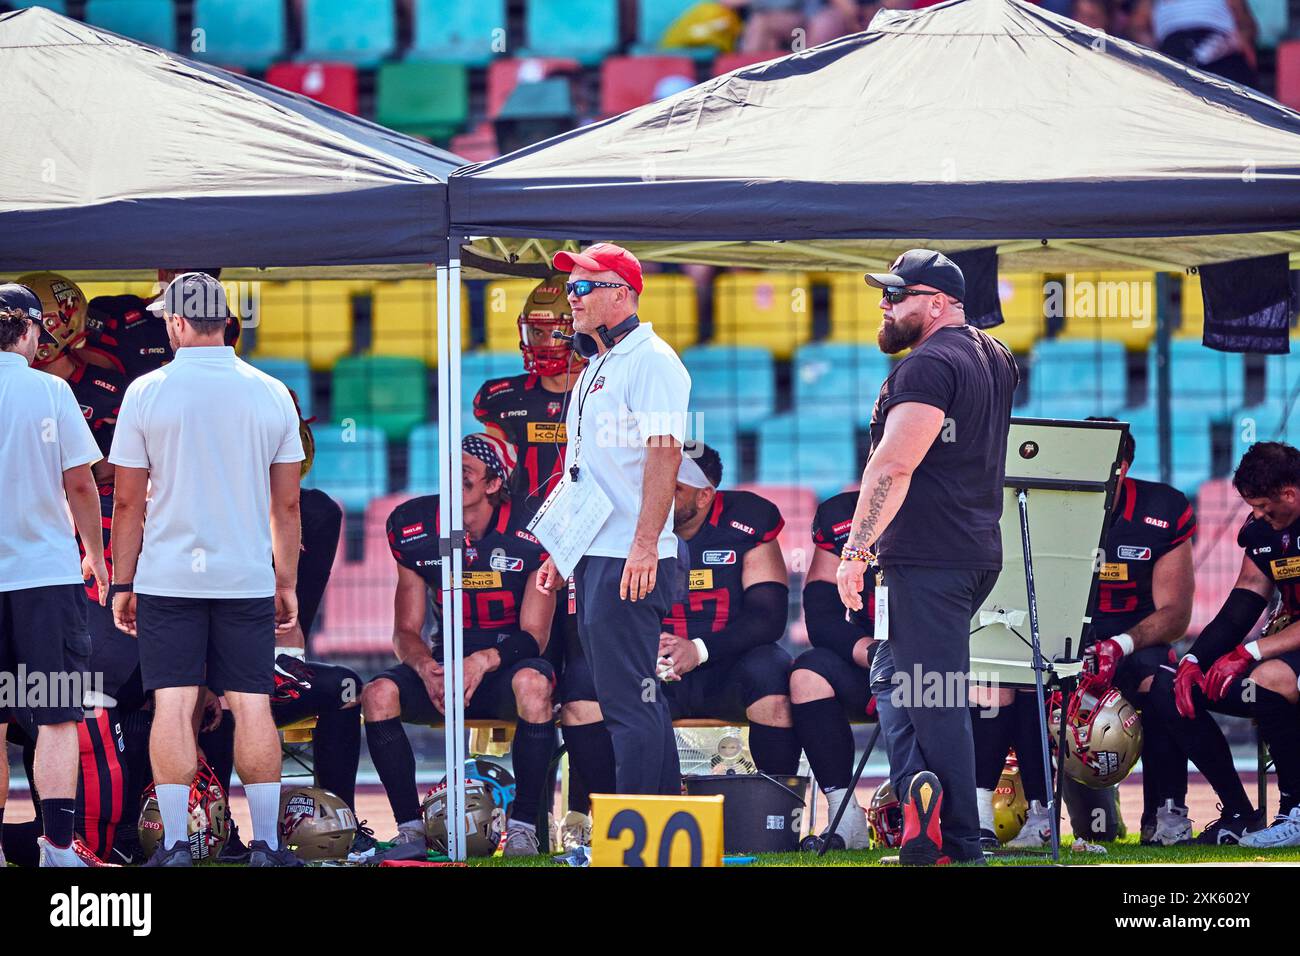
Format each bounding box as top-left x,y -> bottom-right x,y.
689,416 -> 739,485
332,355 -> 428,443
992,273 -> 1048,353
1250,0 -> 1289,48
640,273 -> 700,353
251,281 -> 355,371
1024,340 -> 1126,416
1122,403 -> 1213,495
265,62 -> 359,114
1190,479 -> 1252,635
1175,271 -> 1204,339
312,492 -> 406,657
793,342 -> 892,426
300,0 -> 396,67
1054,271 -> 1158,350
483,278 -> 536,352
682,345 -> 775,431
1264,348 -> 1300,402
521,0 -> 619,65
309,424 -> 388,513
449,121 -> 500,163
405,422 -> 441,494
635,0 -> 701,49
600,55 -> 697,116
375,61 -> 469,141
12,1 -> 67,12
735,483 -> 818,576
461,351 -> 525,424
249,358 -> 313,419
1230,400 -> 1300,465
191,0 -> 286,69
369,279 -> 470,366
486,57 -> 580,118
756,413 -> 857,500
713,271 -> 812,360
410,0 -> 505,65
1160,340 -> 1246,409
1279,40 -> 1300,110
826,273 -> 883,344
84,0 -> 176,49
712,50 -> 783,76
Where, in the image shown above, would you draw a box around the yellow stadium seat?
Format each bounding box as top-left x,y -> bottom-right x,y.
713,271 -> 811,359
639,274 -> 699,352
1177,271 -> 1204,340
827,273 -> 881,343
1054,270 -> 1158,350
252,281 -> 356,370
483,278 -> 538,353
990,273 -> 1047,353
370,279 -> 470,365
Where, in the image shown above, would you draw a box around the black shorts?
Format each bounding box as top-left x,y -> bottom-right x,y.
665,645 -> 792,721
87,597 -> 140,702
137,594 -> 275,695
376,657 -> 555,725
0,584 -> 91,725
1113,644 -> 1170,703
792,645 -> 873,721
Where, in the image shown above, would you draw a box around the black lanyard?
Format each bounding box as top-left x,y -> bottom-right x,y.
569,349 -> 615,482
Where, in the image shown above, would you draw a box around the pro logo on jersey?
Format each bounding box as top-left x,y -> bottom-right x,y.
1115,546 -> 1152,561
702,550 -> 737,565
1143,516 -> 1169,529
490,554 -> 525,573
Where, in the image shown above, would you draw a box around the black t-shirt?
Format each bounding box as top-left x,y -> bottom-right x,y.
1092,477 -> 1195,640
866,325 -> 1018,569
662,490 -> 783,643
472,372 -> 571,502
1239,514 -> 1300,618
85,294 -> 174,381
811,490 -> 876,633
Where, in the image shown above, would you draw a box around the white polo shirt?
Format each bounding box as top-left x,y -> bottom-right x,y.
109,346 -> 304,598
565,322 -> 691,560
0,351 -> 102,590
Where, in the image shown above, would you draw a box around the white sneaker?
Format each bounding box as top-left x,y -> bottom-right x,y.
557,811 -> 592,851
1240,806 -> 1300,848
1005,800 -> 1052,848
1143,800 -> 1193,846
392,820 -> 427,847
823,788 -> 871,850
503,821 -> 540,857
37,836 -> 118,867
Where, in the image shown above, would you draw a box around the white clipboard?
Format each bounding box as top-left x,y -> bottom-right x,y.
526,474 -> 613,579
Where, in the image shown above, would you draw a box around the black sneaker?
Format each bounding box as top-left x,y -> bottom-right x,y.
899,771 -> 947,866
1195,806 -> 1265,845
246,840 -> 305,867
349,821 -> 379,860
143,841 -> 192,867
217,821 -> 249,863
109,838 -> 147,866
979,828 -> 1000,851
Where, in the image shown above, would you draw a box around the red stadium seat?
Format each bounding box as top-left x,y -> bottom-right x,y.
312,493 -> 406,657
1190,479 -> 1251,637
1277,40 -> 1300,110
265,62 -> 359,115
486,57 -> 580,119
711,50 -> 783,77
599,55 -> 697,117
450,122 -> 500,163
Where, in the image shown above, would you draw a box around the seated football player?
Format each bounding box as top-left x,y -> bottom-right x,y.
557,444 -> 796,840
1143,442 -> 1300,846
361,434 -> 558,856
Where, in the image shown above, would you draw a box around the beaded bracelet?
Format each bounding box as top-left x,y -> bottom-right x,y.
841,546 -> 872,563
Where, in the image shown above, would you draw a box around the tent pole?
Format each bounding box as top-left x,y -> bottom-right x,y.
1155,272 -> 1174,486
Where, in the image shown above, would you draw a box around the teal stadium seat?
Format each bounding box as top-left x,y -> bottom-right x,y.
1265,349 -> 1300,403
84,0 -> 176,49
1161,340 -> 1245,410
12,1 -> 67,13
249,358 -> 312,419
1025,340 -> 1126,416
462,351 -> 523,426
310,424 -> 388,512
332,355 -> 428,443
690,418 -> 740,486
301,0 -> 396,67
682,345 -> 774,432
1232,400 -> 1300,466
191,0 -> 286,69
1248,0 -> 1288,47
633,0 -> 716,59
522,0 -> 619,65
757,412 -> 857,499
411,0 -> 505,65
1122,405 -> 1212,495
406,422 -> 441,494
793,342 -> 892,426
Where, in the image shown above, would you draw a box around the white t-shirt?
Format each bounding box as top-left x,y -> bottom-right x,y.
109,347 -> 304,598
564,322 -> 692,560
0,351 -> 102,590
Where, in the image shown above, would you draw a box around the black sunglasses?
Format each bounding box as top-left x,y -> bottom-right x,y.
566,280 -> 629,297
880,288 -> 941,304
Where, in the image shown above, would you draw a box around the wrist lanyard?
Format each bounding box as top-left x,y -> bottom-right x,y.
569,349 -> 614,482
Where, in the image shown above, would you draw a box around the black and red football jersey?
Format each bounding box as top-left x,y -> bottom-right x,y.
1092,476 -> 1195,639
85,294 -> 173,381
472,373 -> 572,501
387,494 -> 547,660
66,360 -> 127,458
1239,513 -> 1300,618
811,490 -> 877,632
663,490 -> 784,642
77,483 -> 115,605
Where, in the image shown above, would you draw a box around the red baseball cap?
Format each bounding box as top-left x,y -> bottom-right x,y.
552,243 -> 643,295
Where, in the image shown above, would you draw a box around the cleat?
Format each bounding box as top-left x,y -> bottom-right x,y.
820,789 -> 871,850
1195,806 -> 1264,845
979,828 -> 1000,851
217,821 -> 249,863
1005,800 -> 1052,849
38,836 -> 119,867
899,771 -> 947,866
1240,806 -> 1300,848
392,819 -> 428,847
246,839 -> 305,867
142,840 -> 193,867
557,811 -> 592,851
503,821 -> 540,857
1141,800 -> 1193,846
348,821 -> 379,861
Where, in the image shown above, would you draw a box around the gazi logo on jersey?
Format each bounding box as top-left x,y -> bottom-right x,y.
702,550 -> 737,565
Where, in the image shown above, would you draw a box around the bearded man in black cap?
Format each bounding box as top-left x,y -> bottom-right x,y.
835,250 -> 1019,865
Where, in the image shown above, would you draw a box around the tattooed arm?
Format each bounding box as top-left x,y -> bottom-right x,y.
836,402 -> 946,611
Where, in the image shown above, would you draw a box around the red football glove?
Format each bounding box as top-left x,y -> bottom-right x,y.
1173,655 -> 1205,719
1203,645 -> 1255,702
865,694 -> 879,721
1087,638 -> 1127,686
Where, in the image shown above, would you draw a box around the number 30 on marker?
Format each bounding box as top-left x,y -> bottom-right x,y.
590,794 -> 724,867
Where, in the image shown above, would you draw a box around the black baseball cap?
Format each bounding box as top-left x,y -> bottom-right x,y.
0,283 -> 43,320
865,249 -> 965,302
146,271 -> 230,320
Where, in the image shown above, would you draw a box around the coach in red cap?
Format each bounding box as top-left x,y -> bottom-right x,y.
536,243 -> 693,796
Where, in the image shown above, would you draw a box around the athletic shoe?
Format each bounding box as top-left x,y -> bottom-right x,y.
1005,800 -> 1053,849
557,811 -> 592,851
503,821 -> 541,857
392,820 -> 428,847
1140,800 -> 1193,847
822,788 -> 871,850
142,841 -> 193,867
899,771 -> 947,866
108,837 -> 147,866
348,821 -> 379,861
246,840 -> 305,867
1194,806 -> 1265,845
37,836 -> 118,868
217,821 -> 249,863
1240,806 -> 1300,848
979,828 -> 1000,851
0,843 -> 6,867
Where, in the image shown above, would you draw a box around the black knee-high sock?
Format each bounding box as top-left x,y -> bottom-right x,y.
41,798 -> 76,848
2,819 -> 41,867
364,717 -> 420,826
971,703 -> 1014,789
1136,695 -> 1186,820
792,699 -> 853,791
511,719 -> 557,826
1011,693 -> 1050,803
198,710 -> 235,797
313,707 -> 361,811
748,722 -> 801,776
115,709 -> 153,851
562,722 -> 615,813
1144,671 -> 1251,814
1255,686 -> 1300,813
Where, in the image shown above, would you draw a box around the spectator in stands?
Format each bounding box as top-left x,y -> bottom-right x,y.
730,0 -> 807,52
1129,0 -> 1258,87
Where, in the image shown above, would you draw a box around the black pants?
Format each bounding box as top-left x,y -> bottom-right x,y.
881,563 -> 999,862
573,556 -> 681,796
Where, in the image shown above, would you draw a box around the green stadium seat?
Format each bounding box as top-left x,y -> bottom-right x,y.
84,0 -> 176,49
375,61 -> 469,141
332,355 -> 428,443
793,342 -> 892,426
191,0 -> 285,69
411,0 -> 505,66
249,358 -> 312,419
682,345 -> 774,432
756,412 -> 857,500
310,424 -> 388,513
301,0 -> 396,67
521,0 -> 619,66
405,422 -> 441,494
